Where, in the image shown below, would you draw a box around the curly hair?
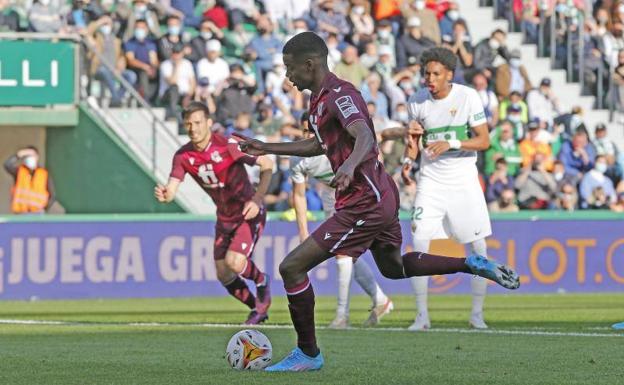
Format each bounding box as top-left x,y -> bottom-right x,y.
420,47 -> 457,73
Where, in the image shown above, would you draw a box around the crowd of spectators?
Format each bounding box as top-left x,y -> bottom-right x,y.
1,0 -> 623,213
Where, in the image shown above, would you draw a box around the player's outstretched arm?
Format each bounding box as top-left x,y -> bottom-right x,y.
234,133 -> 324,157
331,121 -> 375,192
154,178 -> 180,203
292,181 -> 310,242
243,155 -> 273,220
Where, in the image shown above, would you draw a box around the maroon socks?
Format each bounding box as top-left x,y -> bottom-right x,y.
285,276 -> 319,357
402,252 -> 471,277
224,276 -> 256,309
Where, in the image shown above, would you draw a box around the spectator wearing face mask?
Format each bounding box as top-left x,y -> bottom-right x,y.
121,0 -> 161,42
499,91 -> 528,138
579,155 -> 617,208
349,2 -> 375,46
4,146 -> 55,214
188,19 -> 224,63
473,29 -> 510,78
399,0 -> 441,45
157,15 -> 185,62
158,43 -> 195,120
552,160 -> 580,190
123,18 -> 159,101
553,106 -> 587,141
375,19 -> 395,53
439,1 -> 462,42
86,14 -> 137,107
495,49 -> 532,99
245,14 -> 283,93
0,0 -> 20,32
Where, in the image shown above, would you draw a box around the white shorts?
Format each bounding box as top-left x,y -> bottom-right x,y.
411,177 -> 492,244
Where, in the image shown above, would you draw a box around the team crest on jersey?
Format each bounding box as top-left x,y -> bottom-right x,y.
335,95 -> 358,118
449,107 -> 457,116
189,157 -> 195,165
211,151 -> 223,163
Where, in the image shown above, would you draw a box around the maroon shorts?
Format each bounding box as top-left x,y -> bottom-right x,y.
311,196 -> 402,258
214,209 -> 266,261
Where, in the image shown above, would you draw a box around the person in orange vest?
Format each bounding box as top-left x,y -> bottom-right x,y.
3,146 -> 55,214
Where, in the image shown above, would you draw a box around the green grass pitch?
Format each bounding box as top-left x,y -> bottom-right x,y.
1,293 -> 623,385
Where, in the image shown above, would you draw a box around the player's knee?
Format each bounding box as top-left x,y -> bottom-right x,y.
216,270 -> 235,284
224,253 -> 245,273
378,263 -> 404,280
278,258 -> 299,281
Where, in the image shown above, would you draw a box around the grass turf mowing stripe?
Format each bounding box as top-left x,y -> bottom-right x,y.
1,318 -> 621,338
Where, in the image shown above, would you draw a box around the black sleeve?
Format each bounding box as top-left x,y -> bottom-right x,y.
3,155 -> 20,178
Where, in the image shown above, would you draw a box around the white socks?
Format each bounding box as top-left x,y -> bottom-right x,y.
470,239 -> 488,315
335,257 -> 353,318
411,238 -> 431,316
410,238 -> 488,317
353,258 -> 388,307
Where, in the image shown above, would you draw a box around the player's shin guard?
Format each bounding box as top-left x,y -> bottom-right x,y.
239,259 -> 266,286
401,252 -> 471,276
223,276 -> 256,309
285,276 -> 319,357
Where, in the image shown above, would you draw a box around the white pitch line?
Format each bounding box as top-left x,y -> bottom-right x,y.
0,319 -> 622,338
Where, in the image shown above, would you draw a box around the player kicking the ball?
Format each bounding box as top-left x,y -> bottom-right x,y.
291,113 -> 393,329
155,102 -> 274,325
404,47 -> 495,331
236,32 -> 520,372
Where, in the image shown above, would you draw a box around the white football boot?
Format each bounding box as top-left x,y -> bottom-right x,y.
407,312 -> 431,331
469,312 -> 488,329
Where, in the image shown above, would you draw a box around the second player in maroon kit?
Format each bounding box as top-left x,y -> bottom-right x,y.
156,102 -> 274,325
237,32 -> 520,372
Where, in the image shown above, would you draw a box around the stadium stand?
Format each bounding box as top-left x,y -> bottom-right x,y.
1,0 -> 623,214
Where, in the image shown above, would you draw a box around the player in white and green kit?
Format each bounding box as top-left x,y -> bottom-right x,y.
290,115 -> 393,328
405,48 -> 493,330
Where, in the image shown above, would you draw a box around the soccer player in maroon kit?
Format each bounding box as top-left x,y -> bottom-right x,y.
237,32 -> 520,371
155,102 -> 274,325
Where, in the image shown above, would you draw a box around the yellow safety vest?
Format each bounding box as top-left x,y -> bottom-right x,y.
11,166 -> 49,214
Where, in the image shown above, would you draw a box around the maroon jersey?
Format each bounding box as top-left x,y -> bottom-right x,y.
308,72 -> 397,209
170,133 -> 257,222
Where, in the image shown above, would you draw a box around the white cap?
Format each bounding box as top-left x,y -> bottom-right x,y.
206,39 -> 221,52
407,16 -> 421,28
272,53 -> 283,66
378,45 -> 393,56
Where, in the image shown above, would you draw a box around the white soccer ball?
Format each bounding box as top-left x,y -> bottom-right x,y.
225,329 -> 272,370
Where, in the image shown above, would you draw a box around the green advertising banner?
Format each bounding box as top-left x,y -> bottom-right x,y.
0,40 -> 76,106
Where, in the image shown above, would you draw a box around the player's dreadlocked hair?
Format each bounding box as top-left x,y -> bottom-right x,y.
283,31 -> 328,59
420,47 -> 457,73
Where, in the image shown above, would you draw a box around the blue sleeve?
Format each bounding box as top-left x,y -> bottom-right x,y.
558,142 -> 576,175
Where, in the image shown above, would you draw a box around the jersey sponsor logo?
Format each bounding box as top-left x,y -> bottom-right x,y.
473,111 -> 485,121
211,151 -> 223,163
426,131 -> 457,143
324,232 -> 331,240
335,95 -> 358,118
198,164 -> 224,188
332,86 -> 341,93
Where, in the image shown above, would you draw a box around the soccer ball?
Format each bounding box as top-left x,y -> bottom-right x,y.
225,329 -> 272,370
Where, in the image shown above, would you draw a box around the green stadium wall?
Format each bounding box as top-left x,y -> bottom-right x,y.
45,104 -> 184,213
